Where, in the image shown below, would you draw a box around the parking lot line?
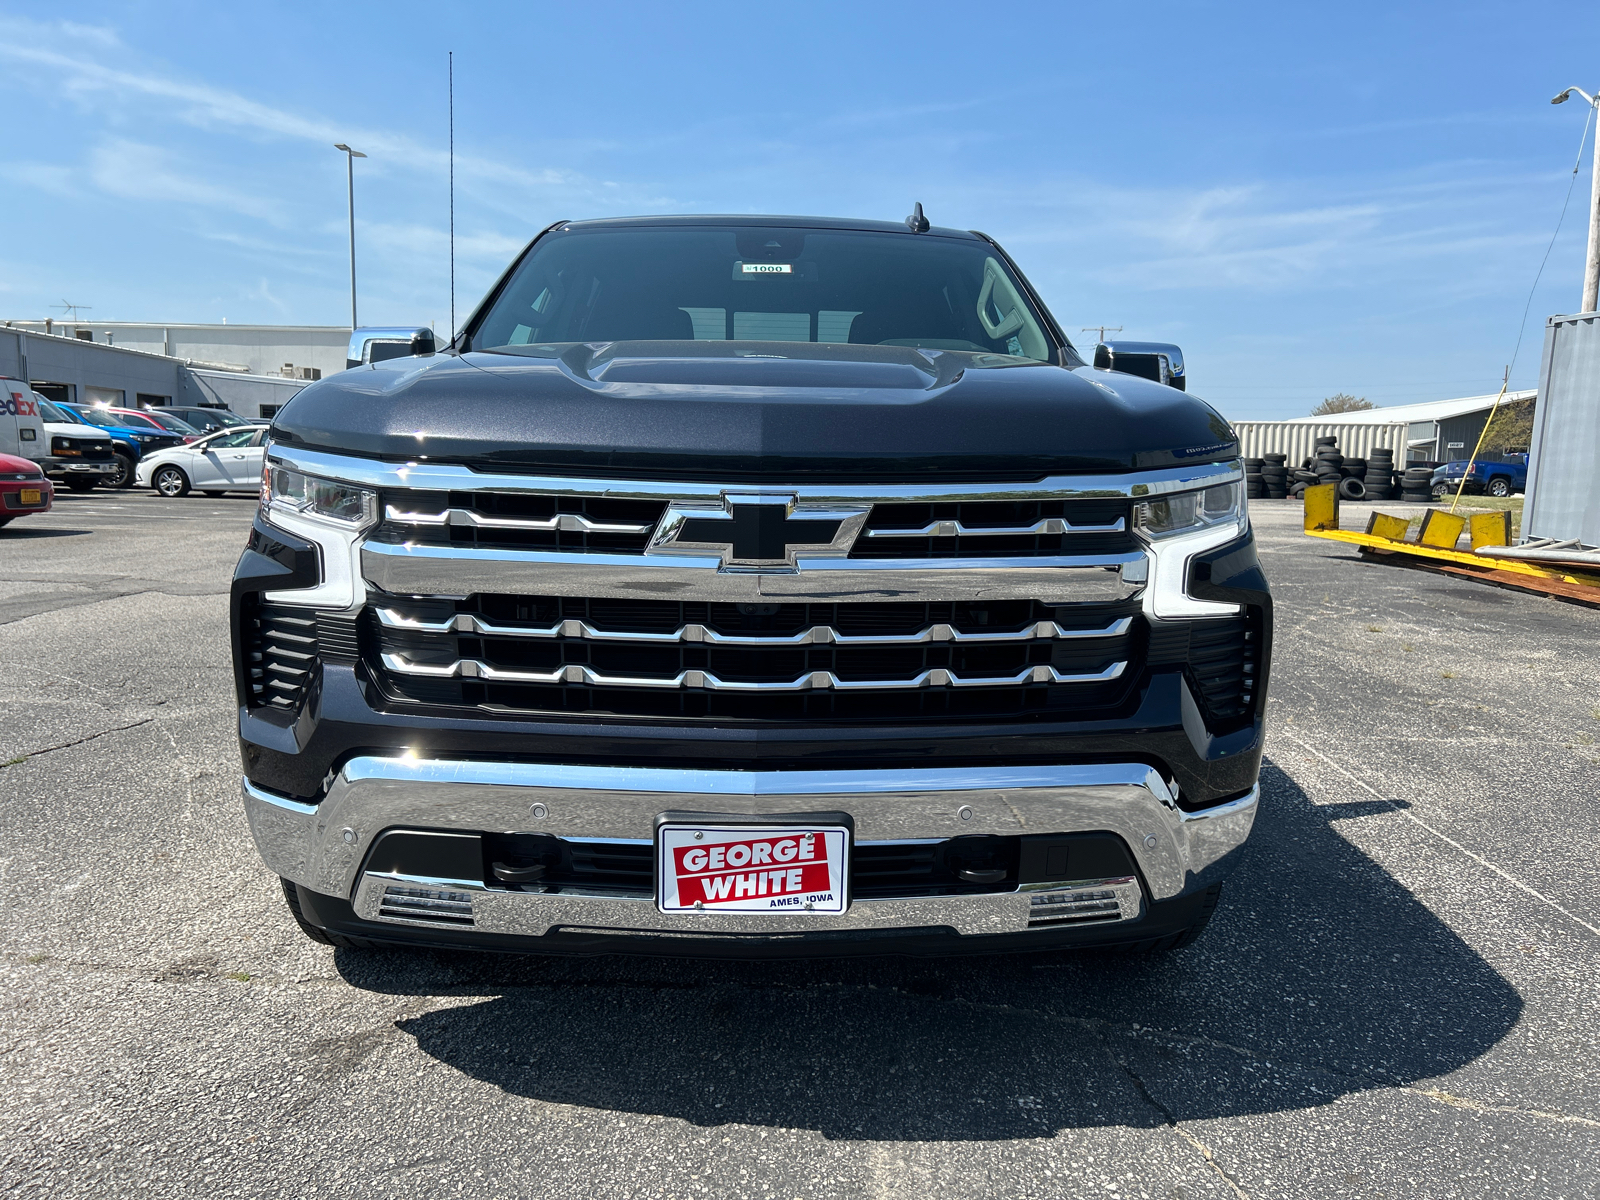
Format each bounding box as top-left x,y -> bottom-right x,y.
1283,730 -> 1600,938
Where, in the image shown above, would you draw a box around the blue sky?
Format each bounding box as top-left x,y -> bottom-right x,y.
2,1 -> 1597,419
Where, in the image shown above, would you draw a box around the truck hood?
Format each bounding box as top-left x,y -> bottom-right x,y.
270,342 -> 1238,480
43,422 -> 111,440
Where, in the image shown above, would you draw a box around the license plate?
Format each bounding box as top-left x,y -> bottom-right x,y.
657,823 -> 849,914
20,489 -> 41,505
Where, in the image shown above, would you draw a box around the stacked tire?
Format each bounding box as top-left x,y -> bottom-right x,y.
1315,443 -> 1343,490
1364,448 -> 1394,500
1261,453 -> 1288,499
1401,466 -> 1433,503
1244,458 -> 1265,500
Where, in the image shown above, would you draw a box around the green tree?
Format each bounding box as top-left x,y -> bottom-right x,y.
1311,393 -> 1374,415
1478,398 -> 1535,456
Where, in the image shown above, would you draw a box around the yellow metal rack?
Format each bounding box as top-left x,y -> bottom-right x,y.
1299,483 -> 1600,606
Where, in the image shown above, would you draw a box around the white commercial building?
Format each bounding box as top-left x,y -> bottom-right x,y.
1,320 -> 351,381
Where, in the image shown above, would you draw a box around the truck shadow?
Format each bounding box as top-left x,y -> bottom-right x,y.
336,757 -> 1523,1140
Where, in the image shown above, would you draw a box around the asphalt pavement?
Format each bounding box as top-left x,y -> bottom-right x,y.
1,490 -> 1596,1199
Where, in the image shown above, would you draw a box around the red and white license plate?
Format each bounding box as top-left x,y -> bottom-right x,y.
657,823 -> 849,914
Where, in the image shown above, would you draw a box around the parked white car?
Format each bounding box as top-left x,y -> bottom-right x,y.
135,425 -> 270,497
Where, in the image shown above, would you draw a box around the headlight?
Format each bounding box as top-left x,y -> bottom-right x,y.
262,465 -> 376,528
1134,481 -> 1243,539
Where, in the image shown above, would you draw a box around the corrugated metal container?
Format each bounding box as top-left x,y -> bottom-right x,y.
1231,421 -> 1410,467
1525,312 -> 1600,549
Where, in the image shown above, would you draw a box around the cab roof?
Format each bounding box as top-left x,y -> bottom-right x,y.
556,214 -> 981,240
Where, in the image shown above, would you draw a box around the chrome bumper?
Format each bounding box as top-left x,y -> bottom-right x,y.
244,760 -> 1258,940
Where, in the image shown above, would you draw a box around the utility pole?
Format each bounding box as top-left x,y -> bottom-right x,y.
1082,325 -> 1122,343
1552,86 -> 1600,313
333,143 -> 367,329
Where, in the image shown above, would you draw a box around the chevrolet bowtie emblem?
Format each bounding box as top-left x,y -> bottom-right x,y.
648,494 -> 870,570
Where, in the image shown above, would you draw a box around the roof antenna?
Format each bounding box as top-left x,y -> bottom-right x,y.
905,201 -> 929,233
449,50 -> 456,349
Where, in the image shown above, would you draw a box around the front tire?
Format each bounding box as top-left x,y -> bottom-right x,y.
1487,477 -> 1511,498
108,452 -> 136,489
152,465 -> 191,497
1432,482 -> 1450,499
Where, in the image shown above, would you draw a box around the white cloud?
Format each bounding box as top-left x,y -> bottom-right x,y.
0,18 -> 655,216
85,139 -> 285,223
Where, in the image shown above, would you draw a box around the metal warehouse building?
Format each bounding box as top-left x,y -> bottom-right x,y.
2,320 -> 349,381
1234,390 -> 1535,465
0,324 -> 315,421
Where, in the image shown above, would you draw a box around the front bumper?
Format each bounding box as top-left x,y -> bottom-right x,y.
40,457 -> 117,479
246,757 -> 1257,952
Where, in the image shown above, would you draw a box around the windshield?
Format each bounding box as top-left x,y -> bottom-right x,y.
112,410 -> 165,431
183,408 -> 250,428
36,398 -> 71,424
70,405 -> 134,429
133,411 -> 200,436
469,226 -> 1059,363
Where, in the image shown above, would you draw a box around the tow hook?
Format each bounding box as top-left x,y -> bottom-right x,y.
491,861 -> 547,884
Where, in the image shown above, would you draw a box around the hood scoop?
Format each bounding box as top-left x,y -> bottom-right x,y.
502,340 -> 969,392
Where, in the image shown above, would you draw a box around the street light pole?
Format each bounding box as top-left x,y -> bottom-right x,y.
333,143 -> 367,329
1552,87 -> 1600,313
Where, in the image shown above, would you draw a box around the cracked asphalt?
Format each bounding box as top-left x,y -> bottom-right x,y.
1,490 -> 1597,1198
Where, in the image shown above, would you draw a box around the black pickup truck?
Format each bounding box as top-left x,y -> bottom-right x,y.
235,213 -> 1270,958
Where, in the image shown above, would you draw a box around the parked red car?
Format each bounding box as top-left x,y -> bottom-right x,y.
0,452 -> 53,527
106,406 -> 203,444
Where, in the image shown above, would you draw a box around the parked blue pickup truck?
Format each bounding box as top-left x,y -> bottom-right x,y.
1431,455 -> 1526,499
60,403 -> 185,488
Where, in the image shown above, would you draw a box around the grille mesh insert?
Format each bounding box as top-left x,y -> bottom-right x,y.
370,595 -> 1142,721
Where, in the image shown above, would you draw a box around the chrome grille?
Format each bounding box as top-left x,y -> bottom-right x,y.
377,490 -> 666,554
369,595 -> 1143,721
854,499 -> 1135,559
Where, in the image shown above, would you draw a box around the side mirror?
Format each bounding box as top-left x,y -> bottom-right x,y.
1092,340 -> 1186,391
346,326 -> 438,370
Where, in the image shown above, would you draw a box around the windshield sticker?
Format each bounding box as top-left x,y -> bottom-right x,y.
740,263 -> 792,274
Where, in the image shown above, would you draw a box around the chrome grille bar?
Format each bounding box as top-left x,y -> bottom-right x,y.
385,506 -> 654,535
379,653 -> 1127,691
375,607 -> 1132,647
865,517 -> 1125,537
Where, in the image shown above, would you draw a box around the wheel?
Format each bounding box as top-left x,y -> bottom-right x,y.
108,452 -> 135,489
65,476 -> 97,492
152,465 -> 191,497
202,490 -> 226,498
280,878 -> 365,948
1487,477 -> 1511,498
1432,482 -> 1450,499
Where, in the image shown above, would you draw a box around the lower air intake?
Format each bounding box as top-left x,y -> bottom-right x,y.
1025,877 -> 1141,927
378,885 -> 475,926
